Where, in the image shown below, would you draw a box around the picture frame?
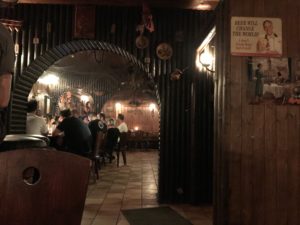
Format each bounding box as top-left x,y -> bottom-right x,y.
73,5 -> 95,39
247,57 -> 295,104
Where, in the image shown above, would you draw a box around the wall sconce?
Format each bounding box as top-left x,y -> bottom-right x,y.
198,50 -> 215,73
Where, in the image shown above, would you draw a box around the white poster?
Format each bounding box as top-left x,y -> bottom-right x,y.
231,17 -> 282,57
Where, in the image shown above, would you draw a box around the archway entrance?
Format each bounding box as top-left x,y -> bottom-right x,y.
10,40 -> 160,133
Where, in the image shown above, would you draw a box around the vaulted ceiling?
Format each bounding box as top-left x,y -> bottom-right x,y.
17,0 -> 220,10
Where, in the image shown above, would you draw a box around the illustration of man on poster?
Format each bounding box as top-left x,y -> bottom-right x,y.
256,20 -> 282,54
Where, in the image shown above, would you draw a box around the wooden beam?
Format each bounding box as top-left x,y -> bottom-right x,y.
17,0 -> 219,10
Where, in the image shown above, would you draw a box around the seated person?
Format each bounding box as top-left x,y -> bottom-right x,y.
52,109 -> 92,157
26,100 -> 48,136
88,112 -> 107,156
105,119 -> 120,162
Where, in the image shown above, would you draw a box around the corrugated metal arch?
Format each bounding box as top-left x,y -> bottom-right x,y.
10,40 -> 159,133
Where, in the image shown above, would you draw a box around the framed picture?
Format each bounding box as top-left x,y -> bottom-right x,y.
73,5 -> 95,39
231,17 -> 282,57
248,57 -> 293,104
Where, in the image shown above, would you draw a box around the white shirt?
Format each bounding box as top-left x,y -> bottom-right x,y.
257,33 -> 282,54
26,113 -> 48,135
118,122 -> 128,133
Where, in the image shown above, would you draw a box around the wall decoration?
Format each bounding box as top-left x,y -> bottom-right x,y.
156,43 -> 173,60
135,35 -> 149,49
231,17 -> 282,57
247,57 -> 297,104
73,5 -> 95,39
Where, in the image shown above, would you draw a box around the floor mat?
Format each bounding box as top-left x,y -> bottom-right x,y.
122,206 -> 193,225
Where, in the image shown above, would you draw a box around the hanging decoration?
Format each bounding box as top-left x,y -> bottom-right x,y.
142,3 -> 155,33
156,43 -> 173,60
135,3 -> 154,49
170,67 -> 189,81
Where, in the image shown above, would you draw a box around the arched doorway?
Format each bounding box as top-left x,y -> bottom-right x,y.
10,40 -> 160,133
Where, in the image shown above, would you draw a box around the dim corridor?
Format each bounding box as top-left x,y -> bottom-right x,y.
81,150 -> 212,225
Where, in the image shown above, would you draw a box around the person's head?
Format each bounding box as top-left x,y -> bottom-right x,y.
257,63 -> 263,69
263,20 -> 273,36
71,109 -> 79,118
60,109 -> 71,118
27,100 -> 38,113
117,113 -> 125,121
108,118 -> 115,126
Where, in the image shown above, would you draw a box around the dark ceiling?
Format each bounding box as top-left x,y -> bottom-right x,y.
43,50 -> 153,92
17,0 -> 219,10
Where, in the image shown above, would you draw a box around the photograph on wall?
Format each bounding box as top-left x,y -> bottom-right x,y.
248,57 -> 293,104
231,17 -> 282,57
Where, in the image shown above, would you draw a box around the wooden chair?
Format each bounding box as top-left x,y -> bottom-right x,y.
0,149 -> 91,225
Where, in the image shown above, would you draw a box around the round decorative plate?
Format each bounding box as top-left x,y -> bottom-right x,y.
135,35 -> 149,49
156,43 -> 173,60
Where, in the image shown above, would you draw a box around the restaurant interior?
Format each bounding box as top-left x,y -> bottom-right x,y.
1,0 -> 299,225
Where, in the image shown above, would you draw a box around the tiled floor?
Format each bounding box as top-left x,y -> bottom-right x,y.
81,150 -> 213,225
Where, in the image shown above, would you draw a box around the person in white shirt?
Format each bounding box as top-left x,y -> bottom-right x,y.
117,113 -> 128,133
26,100 -> 48,135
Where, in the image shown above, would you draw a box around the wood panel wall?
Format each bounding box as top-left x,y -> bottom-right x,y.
214,0 -> 300,224
0,4 -> 216,203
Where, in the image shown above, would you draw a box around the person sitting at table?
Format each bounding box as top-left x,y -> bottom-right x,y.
26,100 -> 48,136
88,112 -> 107,157
52,109 -> 92,157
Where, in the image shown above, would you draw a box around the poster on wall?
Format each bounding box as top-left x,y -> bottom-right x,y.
246,57 -> 300,105
231,17 -> 282,57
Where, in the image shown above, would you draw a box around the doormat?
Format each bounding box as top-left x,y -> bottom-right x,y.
122,206 -> 193,225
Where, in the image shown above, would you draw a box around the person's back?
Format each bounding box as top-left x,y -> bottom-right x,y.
26,100 -> 48,135
106,127 -> 120,150
88,115 -> 107,154
56,116 -> 92,156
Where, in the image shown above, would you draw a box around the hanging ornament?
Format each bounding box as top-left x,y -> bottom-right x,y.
156,43 -> 173,60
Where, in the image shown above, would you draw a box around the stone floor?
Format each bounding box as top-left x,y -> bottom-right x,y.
81,150 -> 212,225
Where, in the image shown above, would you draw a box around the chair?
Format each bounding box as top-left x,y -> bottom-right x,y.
116,132 -> 127,167
0,149 -> 91,225
0,134 -> 47,151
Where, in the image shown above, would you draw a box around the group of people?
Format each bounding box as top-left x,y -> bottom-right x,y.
25,99 -> 128,162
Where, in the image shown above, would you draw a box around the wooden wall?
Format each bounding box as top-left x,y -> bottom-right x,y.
214,0 -> 300,224
1,4 -> 216,203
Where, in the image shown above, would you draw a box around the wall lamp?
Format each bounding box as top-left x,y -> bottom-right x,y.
198,50 -> 215,73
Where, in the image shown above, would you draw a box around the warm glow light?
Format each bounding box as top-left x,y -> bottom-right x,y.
115,102 -> 122,111
199,51 -> 213,67
38,74 -> 59,85
80,95 -> 89,103
196,4 -> 212,10
134,126 -> 139,131
149,103 -> 156,111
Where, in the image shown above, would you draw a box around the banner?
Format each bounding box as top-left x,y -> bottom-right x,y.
231,17 -> 282,57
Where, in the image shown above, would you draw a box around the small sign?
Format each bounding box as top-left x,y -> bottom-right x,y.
231,17 -> 282,57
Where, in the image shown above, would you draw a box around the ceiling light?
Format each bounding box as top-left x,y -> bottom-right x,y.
196,4 -> 212,10
38,74 -> 59,85
80,95 -> 89,103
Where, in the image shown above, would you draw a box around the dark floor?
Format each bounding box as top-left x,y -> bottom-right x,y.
81,150 -> 212,225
